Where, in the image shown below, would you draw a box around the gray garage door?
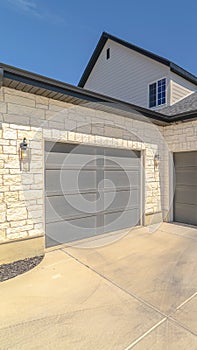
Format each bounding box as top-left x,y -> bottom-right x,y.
174,152 -> 197,226
45,142 -> 141,247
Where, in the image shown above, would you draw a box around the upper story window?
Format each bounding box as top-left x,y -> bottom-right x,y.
149,78 -> 166,108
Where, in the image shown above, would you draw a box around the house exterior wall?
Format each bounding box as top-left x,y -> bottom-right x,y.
161,120 -> 197,221
83,40 -> 196,109
0,87 -> 169,263
84,40 -> 171,108
170,72 -> 196,105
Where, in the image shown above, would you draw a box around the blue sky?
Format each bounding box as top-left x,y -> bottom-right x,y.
0,0 -> 196,85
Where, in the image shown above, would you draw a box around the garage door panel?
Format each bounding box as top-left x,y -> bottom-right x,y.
45,147 -> 97,168
104,189 -> 139,212
174,152 -> 197,226
45,169 -> 97,193
46,193 -> 97,224
174,152 -> 197,167
104,149 -> 140,168
104,209 -> 140,233
174,204 -> 197,226
176,168 -> 197,186
46,215 -> 97,246
104,170 -> 140,188
45,142 -> 141,247
175,186 -> 197,206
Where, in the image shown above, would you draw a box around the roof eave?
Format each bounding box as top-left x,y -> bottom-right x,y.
0,63 -> 168,125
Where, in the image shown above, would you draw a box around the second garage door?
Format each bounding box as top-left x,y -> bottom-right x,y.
45,142 -> 141,247
174,151 -> 197,226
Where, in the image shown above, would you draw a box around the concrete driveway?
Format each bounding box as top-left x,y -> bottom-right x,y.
0,223 -> 196,349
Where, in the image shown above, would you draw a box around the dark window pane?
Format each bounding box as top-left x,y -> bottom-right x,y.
106,48 -> 110,60
149,83 -> 156,107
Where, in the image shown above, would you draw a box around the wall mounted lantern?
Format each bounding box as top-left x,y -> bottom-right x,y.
19,138 -> 31,171
154,153 -> 160,168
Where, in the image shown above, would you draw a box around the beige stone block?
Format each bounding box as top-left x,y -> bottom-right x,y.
75,133 -> 83,143
6,231 -> 28,240
10,124 -> 31,131
0,169 -> 9,175
6,201 -> 26,209
43,129 -> 52,139
3,145 -> 17,154
29,140 -> 42,150
28,166 -> 41,173
0,185 -> 10,192
9,169 -> 21,175
0,89 -> 4,102
28,210 -> 43,219
21,173 -> 34,185
49,99 -> 69,109
3,127 -> 17,140
68,132 -> 76,142
17,130 -> 31,141
65,119 -> 77,132
8,103 -> 45,119
51,129 -> 61,140
33,174 -> 43,184
19,189 -> 42,201
0,102 -> 7,113
18,130 -> 42,142
35,95 -> 48,105
36,103 -> 48,110
7,206 -> 27,221
30,184 -> 42,190
5,94 -> 35,107
7,224 -> 34,235
48,121 -> 64,130
4,191 -> 19,203
36,199 -> 44,205
4,155 -> 20,169
30,126 -> 42,132
3,174 -> 21,185
4,114 -> 30,125
10,219 -> 27,228
34,223 -> 43,230
9,183 -> 22,191
0,192 -> 3,203
31,148 -> 43,155
0,205 -> 6,223
28,228 -> 44,236
0,139 -> 9,146
9,140 -> 17,146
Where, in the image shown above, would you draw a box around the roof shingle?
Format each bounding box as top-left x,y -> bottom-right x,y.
160,92 -> 197,116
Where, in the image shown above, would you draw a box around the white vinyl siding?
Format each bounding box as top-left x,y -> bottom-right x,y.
170,72 -> 196,105
84,39 -> 197,108
84,40 -> 170,108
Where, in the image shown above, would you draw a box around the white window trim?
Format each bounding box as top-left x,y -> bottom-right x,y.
148,77 -> 167,109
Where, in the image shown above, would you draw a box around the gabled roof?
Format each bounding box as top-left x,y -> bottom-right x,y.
78,32 -> 197,87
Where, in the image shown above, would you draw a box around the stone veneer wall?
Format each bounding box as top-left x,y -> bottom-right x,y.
162,120 -> 197,221
0,86 -> 170,261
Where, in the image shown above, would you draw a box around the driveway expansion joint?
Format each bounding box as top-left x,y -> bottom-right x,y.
60,247 -> 197,340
